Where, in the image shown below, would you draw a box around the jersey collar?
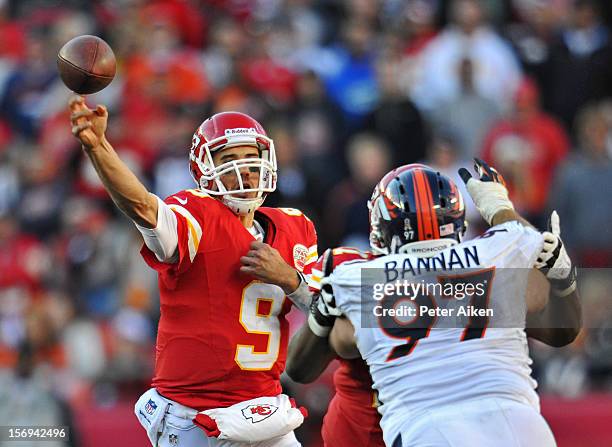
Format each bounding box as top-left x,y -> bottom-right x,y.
254,210 -> 276,245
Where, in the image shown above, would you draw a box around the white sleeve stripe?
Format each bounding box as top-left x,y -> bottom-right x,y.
135,196 -> 179,263
168,204 -> 202,262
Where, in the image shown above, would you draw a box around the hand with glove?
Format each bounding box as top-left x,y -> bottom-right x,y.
534,211 -> 577,297
308,279 -> 342,337
458,158 -> 515,225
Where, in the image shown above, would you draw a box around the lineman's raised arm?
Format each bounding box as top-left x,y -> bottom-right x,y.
458,158 -> 532,228
70,95 -> 158,228
459,159 -> 581,346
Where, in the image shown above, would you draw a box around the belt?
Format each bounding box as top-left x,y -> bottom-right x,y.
157,392 -> 198,420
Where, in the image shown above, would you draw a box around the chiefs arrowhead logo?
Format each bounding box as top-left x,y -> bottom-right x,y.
241,404 -> 278,423
293,244 -> 308,272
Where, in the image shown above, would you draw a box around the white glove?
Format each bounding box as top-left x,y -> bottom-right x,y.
458,158 -> 514,225
534,211 -> 577,296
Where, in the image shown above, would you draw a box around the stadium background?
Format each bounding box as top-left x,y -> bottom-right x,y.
0,0 -> 611,445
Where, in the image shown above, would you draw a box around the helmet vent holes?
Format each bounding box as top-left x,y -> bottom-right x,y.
398,183 -> 406,195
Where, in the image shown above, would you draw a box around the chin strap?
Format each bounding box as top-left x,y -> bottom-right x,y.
222,196 -> 265,216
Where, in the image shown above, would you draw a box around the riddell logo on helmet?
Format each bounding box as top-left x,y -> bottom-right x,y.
225,128 -> 256,136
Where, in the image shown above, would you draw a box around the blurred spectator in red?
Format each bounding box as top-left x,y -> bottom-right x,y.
549,101 -> 612,267
121,17 -> 209,163
411,0 -> 522,112
141,0 -> 207,49
0,214 -> 50,292
365,53 -> 429,166
481,77 -> 569,225
430,57 -> 500,161
402,0 -> 440,57
0,0 -> 25,62
543,0 -> 612,129
323,133 -> 391,248
239,24 -> 298,107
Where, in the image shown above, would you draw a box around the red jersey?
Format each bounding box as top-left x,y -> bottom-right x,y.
480,113 -> 569,214
309,247 -> 384,447
141,189 -> 317,410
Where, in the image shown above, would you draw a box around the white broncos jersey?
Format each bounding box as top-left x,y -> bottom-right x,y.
330,222 -> 544,446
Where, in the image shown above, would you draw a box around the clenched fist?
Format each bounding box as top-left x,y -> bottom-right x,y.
240,241 -> 300,295
69,95 -> 108,151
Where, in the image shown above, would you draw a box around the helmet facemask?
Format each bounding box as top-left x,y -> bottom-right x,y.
190,131 -> 277,215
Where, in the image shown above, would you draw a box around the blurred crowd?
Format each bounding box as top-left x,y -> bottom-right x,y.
1,0 -> 612,445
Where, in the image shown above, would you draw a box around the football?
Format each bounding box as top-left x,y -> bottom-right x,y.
57,35 -> 116,95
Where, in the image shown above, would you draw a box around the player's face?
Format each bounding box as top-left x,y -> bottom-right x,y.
212,145 -> 261,198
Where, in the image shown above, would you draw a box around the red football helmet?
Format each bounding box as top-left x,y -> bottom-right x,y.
189,111 -> 277,215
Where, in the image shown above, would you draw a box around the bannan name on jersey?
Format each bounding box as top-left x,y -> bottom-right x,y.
383,244 -> 480,282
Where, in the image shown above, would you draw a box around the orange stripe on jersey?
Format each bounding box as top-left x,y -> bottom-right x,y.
186,220 -> 201,252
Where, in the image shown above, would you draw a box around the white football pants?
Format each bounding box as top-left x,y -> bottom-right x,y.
157,410 -> 301,447
392,398 -> 556,447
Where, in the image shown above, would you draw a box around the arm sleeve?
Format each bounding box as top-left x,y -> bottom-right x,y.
288,217 -> 319,313
134,195 -> 179,263
139,193 -> 206,286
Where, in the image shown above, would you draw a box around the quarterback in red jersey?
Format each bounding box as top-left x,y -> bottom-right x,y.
70,97 -> 316,447
287,247 -> 384,447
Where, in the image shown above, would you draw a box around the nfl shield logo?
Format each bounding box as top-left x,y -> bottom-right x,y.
144,399 -> 157,415
169,434 -> 178,445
